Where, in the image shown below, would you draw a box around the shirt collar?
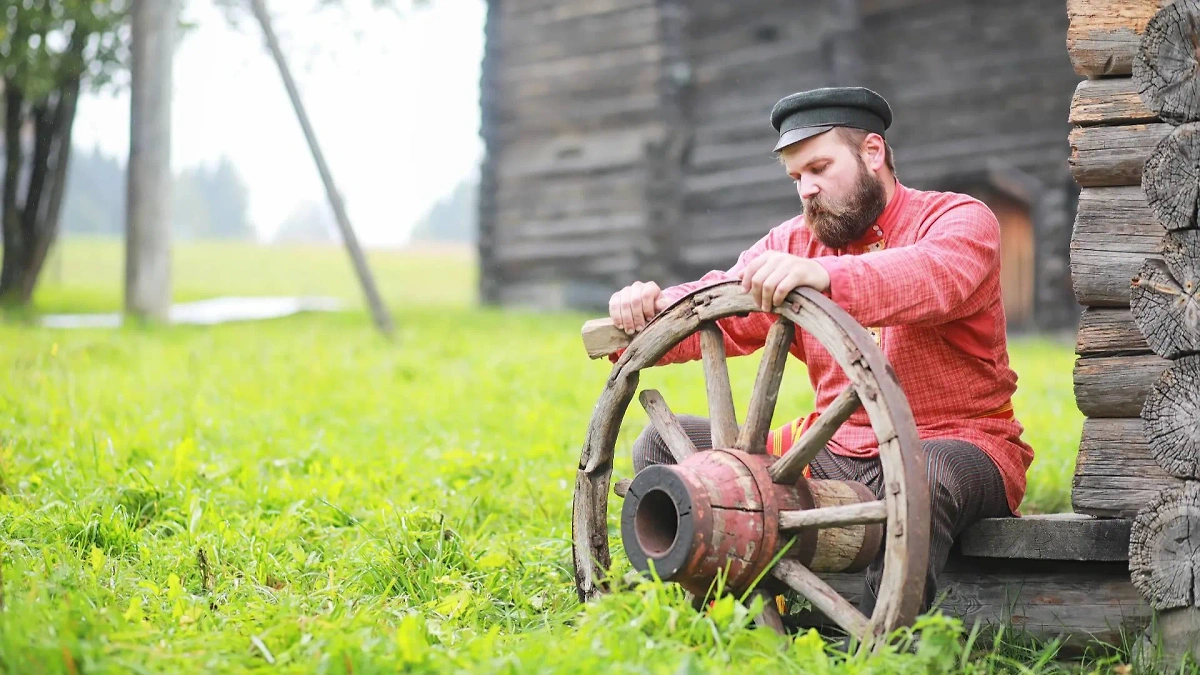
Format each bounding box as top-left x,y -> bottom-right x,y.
845,178 -> 908,251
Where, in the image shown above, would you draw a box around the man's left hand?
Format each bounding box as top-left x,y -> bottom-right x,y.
739,251 -> 831,312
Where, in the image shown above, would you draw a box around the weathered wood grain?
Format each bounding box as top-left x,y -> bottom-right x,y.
798,556 -> 1150,653
1133,0 -> 1200,124
1074,353 -> 1171,417
736,317 -> 795,455
1067,0 -> 1175,77
1073,417 -> 1183,517
1070,123 -> 1173,188
957,514 -> 1132,562
1129,481 -> 1200,609
1069,77 -> 1158,126
639,389 -> 697,463
772,559 -> 870,638
701,324 -> 740,449
1142,355 -> 1200,478
1131,231 -> 1200,358
1142,123 -> 1200,231
1071,186 -> 1163,306
582,317 -> 631,359
1076,307 -> 1151,355
770,385 -> 861,485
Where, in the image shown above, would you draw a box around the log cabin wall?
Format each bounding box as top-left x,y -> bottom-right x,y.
480,0 -> 1085,330
479,0 -> 672,308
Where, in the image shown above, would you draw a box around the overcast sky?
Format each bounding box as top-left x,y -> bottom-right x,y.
71,0 -> 487,247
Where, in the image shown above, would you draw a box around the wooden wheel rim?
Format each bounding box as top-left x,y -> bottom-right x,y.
571,281 -> 930,640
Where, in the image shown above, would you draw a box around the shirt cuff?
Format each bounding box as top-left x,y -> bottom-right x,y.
812,256 -> 855,307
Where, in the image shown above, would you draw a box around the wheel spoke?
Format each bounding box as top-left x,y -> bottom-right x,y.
639,389 -> 697,464
700,323 -> 739,448
736,317 -> 795,454
749,587 -> 786,634
779,500 -> 887,531
771,559 -> 870,637
769,385 -> 861,484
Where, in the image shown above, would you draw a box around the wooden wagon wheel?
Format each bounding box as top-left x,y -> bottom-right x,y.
571,280 -> 930,643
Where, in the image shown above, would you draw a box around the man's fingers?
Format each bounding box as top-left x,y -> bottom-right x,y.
638,284 -> 658,330
619,287 -> 638,335
760,267 -> 792,311
771,270 -> 803,308
741,254 -> 768,292
749,263 -> 777,312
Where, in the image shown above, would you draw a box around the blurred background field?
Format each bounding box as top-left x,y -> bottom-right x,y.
32,238 -> 479,313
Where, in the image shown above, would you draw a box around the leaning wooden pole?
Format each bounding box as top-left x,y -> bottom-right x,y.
125,0 -> 176,321
249,0 -> 395,337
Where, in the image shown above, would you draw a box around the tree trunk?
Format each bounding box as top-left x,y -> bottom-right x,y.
1133,0 -> 1200,124
126,0 -> 175,320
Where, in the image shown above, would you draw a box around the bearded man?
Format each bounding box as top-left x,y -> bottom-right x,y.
607,86 -> 1033,617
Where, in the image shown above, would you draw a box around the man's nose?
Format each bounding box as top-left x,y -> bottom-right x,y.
797,179 -> 819,201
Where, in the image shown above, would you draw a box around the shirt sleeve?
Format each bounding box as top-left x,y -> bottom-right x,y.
609,222 -> 807,366
810,200 -> 1001,327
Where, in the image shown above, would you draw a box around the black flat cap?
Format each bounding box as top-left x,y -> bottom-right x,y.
770,87 -> 893,152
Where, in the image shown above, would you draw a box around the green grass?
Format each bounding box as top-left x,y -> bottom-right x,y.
0,238 -> 1148,673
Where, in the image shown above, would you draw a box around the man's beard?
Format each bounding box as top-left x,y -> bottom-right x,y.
803,160 -> 887,249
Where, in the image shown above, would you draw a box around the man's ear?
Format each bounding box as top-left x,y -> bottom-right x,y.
862,133 -> 886,172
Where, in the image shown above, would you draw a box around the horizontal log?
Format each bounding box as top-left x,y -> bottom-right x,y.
1073,417 -> 1183,517
1076,307 -> 1151,355
1074,353 -> 1171,417
1069,77 -> 1158,126
957,514 -> 1131,561
1066,0 -> 1174,77
1071,186 -> 1162,306
1069,123 -> 1172,188
798,556 -> 1149,653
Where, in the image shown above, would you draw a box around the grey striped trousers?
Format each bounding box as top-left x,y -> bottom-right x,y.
632,415 -> 1012,618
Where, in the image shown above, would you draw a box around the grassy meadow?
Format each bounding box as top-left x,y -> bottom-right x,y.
0,238 -> 1118,673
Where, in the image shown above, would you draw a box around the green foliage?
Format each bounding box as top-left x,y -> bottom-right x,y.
0,241 -> 1132,672
0,0 -> 129,99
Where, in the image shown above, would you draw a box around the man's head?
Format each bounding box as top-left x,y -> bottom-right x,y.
770,87 -> 896,249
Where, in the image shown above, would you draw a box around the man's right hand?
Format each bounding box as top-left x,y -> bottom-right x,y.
609,281 -> 670,335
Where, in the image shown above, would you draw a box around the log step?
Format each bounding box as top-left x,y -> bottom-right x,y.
957,513 -> 1132,562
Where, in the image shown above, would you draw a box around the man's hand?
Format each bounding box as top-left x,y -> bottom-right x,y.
609,281 -> 671,335
739,251 -> 831,311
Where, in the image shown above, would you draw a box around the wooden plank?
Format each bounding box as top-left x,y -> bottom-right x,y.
1066,0 -> 1174,78
1070,186 -> 1163,307
1076,307 -> 1150,355
957,514 -> 1131,561
800,557 -> 1150,653
1074,353 -> 1171,417
1074,417 -> 1185,517
1069,77 -> 1158,126
582,317 -> 629,359
1069,123 -> 1172,188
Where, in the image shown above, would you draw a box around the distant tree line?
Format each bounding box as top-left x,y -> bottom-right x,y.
409,176 -> 477,244
60,146 -> 254,240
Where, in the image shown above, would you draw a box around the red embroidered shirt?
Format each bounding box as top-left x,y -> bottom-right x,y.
649,180 -> 1033,516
